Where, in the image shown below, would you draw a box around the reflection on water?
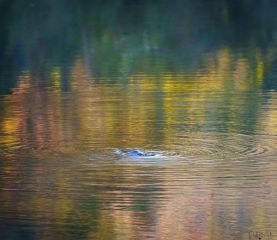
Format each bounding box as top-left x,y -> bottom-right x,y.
0,1 -> 277,240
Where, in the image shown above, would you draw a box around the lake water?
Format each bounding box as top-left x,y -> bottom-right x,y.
0,1 -> 277,240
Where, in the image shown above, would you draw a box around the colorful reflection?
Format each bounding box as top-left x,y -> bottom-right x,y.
0,1 -> 277,239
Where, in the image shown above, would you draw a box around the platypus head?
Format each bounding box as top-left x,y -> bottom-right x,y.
128,149 -> 145,156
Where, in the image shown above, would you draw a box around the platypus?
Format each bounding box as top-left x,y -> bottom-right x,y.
115,149 -> 155,157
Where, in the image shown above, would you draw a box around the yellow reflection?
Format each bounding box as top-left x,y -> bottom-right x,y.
0,46 -> 270,155
51,67 -> 62,91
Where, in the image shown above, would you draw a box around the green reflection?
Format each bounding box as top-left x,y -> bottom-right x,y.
0,0 -> 277,89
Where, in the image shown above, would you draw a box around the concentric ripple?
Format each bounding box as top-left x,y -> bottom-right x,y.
167,133 -> 277,162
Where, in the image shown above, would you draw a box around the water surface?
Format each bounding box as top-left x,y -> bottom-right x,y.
0,1 -> 277,239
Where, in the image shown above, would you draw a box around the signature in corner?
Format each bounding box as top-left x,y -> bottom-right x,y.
248,231 -> 273,240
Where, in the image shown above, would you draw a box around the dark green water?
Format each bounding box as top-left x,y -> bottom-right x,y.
0,1 -> 277,239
